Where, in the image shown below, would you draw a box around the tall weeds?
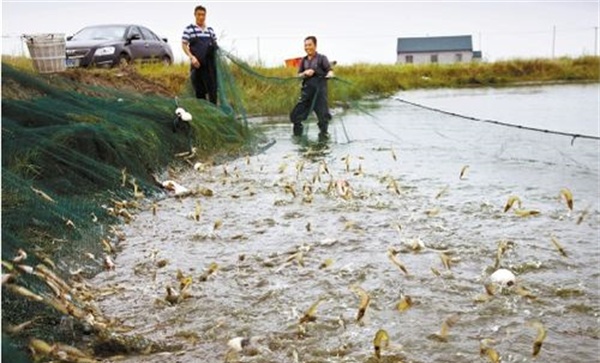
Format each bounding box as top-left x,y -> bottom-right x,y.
4,55 -> 598,116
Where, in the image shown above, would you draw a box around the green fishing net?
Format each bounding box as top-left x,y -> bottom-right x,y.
1,52 -> 252,359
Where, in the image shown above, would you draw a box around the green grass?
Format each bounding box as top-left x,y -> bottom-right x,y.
4,55 -> 599,117
2,55 -> 35,71
136,61 -> 190,94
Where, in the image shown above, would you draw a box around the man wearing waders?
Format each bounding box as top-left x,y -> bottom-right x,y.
182,5 -> 218,104
290,36 -> 334,139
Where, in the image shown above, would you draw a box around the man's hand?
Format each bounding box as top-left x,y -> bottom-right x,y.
325,70 -> 335,78
191,56 -> 200,68
303,69 -> 315,77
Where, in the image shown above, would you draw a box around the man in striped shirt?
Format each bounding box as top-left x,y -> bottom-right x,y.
182,5 -> 218,104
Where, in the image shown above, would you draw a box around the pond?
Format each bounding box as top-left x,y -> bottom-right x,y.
92,83 -> 599,363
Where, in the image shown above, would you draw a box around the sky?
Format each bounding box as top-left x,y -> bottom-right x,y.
2,1 -> 599,66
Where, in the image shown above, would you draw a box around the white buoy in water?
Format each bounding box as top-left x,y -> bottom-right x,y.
490,268 -> 516,288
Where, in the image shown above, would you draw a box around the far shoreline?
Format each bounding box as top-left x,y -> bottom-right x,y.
3,55 -> 599,117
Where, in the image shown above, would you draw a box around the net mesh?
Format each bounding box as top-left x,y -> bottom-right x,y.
1,55 -> 253,360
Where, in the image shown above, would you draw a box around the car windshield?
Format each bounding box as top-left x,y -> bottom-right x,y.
71,26 -> 127,41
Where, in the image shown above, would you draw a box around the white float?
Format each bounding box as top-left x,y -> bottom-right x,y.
490,268 -> 516,287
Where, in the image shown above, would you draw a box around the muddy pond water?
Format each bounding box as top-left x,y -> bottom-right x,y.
92,84 -> 599,363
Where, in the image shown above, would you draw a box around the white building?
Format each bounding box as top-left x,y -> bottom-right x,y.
396,35 -> 482,64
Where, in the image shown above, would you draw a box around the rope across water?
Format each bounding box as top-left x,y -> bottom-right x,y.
394,96 -> 600,145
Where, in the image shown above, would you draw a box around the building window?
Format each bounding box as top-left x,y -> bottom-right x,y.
455,53 -> 462,62
405,55 -> 413,64
431,54 -> 438,63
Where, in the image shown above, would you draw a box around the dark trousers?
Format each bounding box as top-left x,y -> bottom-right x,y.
290,79 -> 331,133
191,63 -> 217,104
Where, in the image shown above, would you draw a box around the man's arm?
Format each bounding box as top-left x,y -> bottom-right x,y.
321,55 -> 334,78
181,41 -> 192,58
182,26 -> 200,68
182,41 -> 200,68
297,58 -> 305,77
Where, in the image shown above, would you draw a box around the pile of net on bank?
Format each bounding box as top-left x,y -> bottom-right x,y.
1,62 -> 250,361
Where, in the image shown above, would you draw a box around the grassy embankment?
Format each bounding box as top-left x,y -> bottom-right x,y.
135,55 -> 600,116
4,55 -> 599,116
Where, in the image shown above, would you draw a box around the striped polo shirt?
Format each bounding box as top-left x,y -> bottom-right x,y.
181,24 -> 217,43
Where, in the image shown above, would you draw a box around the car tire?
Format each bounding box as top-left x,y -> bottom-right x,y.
162,55 -> 172,66
117,53 -> 131,67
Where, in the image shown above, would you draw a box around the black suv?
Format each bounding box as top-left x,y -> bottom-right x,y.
65,24 -> 174,67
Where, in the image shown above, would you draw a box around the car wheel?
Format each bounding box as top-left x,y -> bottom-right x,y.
162,55 -> 172,66
118,53 -> 131,67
